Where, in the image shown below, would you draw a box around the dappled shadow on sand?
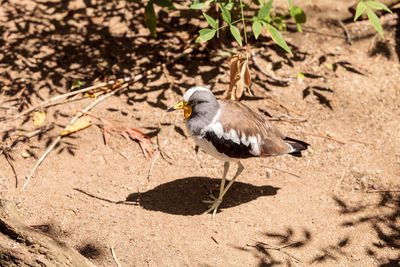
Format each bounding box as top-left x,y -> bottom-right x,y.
235,191 -> 400,266
125,176 -> 279,216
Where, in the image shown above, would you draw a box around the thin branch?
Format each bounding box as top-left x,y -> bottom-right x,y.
268,114 -> 308,123
266,166 -> 302,179
22,74 -> 143,190
251,49 -> 292,83
249,241 -> 303,263
2,149 -> 18,188
302,131 -> 346,145
264,98 -> 304,117
111,247 -> 122,267
147,152 -> 160,181
337,19 -> 352,45
10,77 -> 139,121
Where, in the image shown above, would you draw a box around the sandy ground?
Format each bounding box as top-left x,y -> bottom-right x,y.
1,0 -> 399,266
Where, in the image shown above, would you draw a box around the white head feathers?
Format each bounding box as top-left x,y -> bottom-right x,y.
183,86 -> 210,102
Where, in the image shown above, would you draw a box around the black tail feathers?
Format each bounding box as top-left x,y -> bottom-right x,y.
284,137 -> 310,157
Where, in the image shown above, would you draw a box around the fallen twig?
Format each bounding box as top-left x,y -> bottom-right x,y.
111,247 -> 122,267
266,166 -> 302,179
10,77 -> 139,121
13,125 -> 55,139
348,139 -> 373,145
251,49 -> 293,83
22,75 -> 143,191
337,19 -> 353,45
211,236 -> 219,244
249,241 -> 303,264
264,98 -> 304,117
147,113 -> 179,180
147,152 -> 160,181
268,114 -> 308,123
302,131 -> 346,145
73,188 -> 138,205
0,105 -> 17,110
1,148 -> 18,188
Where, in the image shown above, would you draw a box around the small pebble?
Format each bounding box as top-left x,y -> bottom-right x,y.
373,184 -> 379,189
354,185 -> 360,190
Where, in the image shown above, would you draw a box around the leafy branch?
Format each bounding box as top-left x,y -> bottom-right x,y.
354,1 -> 392,38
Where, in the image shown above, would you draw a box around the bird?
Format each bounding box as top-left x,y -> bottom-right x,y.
168,86 -> 309,217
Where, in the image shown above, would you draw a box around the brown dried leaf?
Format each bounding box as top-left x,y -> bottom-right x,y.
225,52 -> 252,100
95,116 -> 154,159
60,115 -> 92,136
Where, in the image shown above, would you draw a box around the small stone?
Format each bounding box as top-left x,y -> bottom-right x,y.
360,176 -> 369,183
265,169 -> 272,179
373,184 -> 379,189
354,185 -> 360,190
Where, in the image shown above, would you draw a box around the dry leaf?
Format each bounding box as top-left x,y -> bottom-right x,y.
33,111 -> 46,127
21,148 -> 32,158
225,52 -> 252,100
93,115 -> 155,159
60,115 -> 92,136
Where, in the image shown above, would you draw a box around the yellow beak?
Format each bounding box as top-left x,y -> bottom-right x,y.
167,101 -> 192,120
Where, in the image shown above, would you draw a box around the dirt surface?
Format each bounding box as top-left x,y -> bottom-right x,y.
1,0 -> 400,266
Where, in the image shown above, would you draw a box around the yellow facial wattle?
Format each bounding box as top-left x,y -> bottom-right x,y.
183,103 -> 192,119
168,101 -> 192,120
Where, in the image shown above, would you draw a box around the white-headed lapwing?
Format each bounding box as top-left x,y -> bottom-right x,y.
168,86 -> 309,217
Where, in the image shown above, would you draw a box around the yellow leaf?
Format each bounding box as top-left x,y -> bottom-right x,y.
33,111 -> 46,127
325,63 -> 334,71
297,71 -> 305,84
60,116 -> 92,136
21,148 -> 32,158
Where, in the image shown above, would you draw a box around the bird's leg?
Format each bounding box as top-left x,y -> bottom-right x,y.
203,161 -> 229,217
204,161 -> 244,218
220,161 -> 244,199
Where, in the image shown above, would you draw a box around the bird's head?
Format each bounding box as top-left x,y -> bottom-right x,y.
167,86 -> 213,120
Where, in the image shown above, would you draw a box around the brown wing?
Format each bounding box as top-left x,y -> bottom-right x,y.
217,100 -> 292,156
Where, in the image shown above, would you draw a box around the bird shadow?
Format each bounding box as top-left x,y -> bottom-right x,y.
125,177 -> 280,216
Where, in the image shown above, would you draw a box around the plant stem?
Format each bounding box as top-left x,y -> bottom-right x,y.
239,0 -> 247,44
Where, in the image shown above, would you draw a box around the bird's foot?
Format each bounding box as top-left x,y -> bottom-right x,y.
202,196 -> 223,218
202,194 -> 217,204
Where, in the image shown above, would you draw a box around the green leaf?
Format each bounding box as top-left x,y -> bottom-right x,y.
265,24 -> 292,55
258,0 -> 273,20
155,0 -> 176,9
230,25 -> 242,46
224,2 -> 234,10
220,4 -> 231,24
354,1 -> 366,21
290,6 -> 306,24
365,1 -> 392,13
196,28 -> 216,43
286,0 -> 292,8
296,22 -> 303,32
190,0 -> 207,9
252,20 -> 262,39
144,0 -> 157,37
71,80 -> 82,89
203,12 -> 218,29
366,8 -> 384,37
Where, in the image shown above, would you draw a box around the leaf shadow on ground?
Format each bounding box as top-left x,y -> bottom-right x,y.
124,177 -> 280,216
0,0 -> 225,110
235,191 -> 400,266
